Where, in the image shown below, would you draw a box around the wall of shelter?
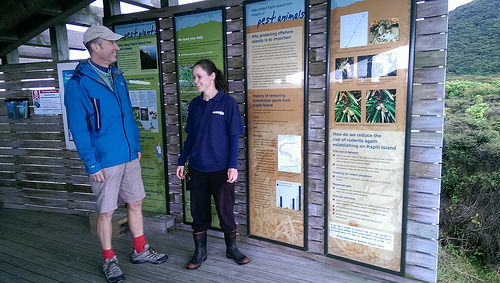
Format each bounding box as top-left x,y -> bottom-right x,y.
0,0 -> 447,282
0,62 -> 94,213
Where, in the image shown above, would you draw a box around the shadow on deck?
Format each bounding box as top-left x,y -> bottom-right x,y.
0,208 -> 419,282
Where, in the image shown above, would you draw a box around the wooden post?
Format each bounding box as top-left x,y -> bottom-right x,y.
103,0 -> 121,18
161,0 -> 169,7
165,0 -> 178,7
50,24 -> 69,61
5,49 -> 19,64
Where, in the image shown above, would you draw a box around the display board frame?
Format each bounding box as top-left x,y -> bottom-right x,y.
244,0 -> 309,249
113,20 -> 169,214
324,0 -> 416,275
173,7 -> 227,228
57,61 -> 80,151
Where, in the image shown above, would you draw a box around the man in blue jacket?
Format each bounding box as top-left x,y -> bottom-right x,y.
64,25 -> 166,283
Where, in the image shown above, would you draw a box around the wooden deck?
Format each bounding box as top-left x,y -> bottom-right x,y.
0,208 -> 419,282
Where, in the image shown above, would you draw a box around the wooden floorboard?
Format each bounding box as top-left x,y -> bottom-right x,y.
0,237 -> 106,282
0,257 -> 59,282
0,269 -> 29,283
0,208 -> 417,283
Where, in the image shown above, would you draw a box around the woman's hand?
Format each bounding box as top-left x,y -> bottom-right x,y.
176,166 -> 185,180
227,168 -> 238,183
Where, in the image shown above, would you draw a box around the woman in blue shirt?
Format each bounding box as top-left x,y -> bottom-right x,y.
176,59 -> 249,269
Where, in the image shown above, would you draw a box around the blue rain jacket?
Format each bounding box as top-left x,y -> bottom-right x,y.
64,60 -> 141,174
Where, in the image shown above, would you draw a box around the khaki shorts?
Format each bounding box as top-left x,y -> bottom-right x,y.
89,159 -> 146,213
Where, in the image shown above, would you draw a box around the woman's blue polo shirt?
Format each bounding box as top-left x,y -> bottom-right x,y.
178,90 -> 244,172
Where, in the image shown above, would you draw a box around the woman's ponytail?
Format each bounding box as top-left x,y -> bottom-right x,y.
214,69 -> 228,93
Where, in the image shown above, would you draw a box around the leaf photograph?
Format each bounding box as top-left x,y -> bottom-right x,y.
334,90 -> 361,123
366,89 -> 396,123
179,65 -> 194,87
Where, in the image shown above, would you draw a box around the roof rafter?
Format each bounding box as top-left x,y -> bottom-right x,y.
0,0 -> 94,58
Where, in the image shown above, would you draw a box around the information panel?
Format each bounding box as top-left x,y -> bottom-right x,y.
114,21 -> 167,213
174,9 -> 225,227
246,0 -> 306,247
57,61 -> 79,150
327,0 -> 412,272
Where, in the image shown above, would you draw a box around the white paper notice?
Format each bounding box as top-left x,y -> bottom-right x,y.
330,222 -> 394,251
32,89 -> 62,115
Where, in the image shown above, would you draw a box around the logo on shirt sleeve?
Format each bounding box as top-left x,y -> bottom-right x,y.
212,111 -> 225,115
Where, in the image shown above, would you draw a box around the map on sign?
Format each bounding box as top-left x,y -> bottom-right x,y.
277,135 -> 301,173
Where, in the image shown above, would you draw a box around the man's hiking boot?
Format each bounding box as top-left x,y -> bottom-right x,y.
130,243 -> 167,264
103,255 -> 125,283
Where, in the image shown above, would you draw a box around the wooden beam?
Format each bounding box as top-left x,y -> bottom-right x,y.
18,58 -> 52,64
0,0 -> 94,58
105,0 -> 243,25
416,0 -> 448,18
103,0 -> 121,17
161,0 -> 173,8
416,16 -> 448,36
160,0 -> 178,7
27,29 -> 86,50
122,0 -> 160,9
0,0 -> 55,32
0,32 -> 18,43
18,45 -> 51,59
65,6 -> 103,26
40,1 -> 62,16
50,24 -> 69,60
26,30 -> 51,47
0,61 -> 56,72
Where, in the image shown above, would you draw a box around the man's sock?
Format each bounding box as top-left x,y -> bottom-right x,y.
133,234 -> 146,253
103,248 -> 115,261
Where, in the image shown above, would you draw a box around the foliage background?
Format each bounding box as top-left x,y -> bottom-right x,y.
440,0 -> 500,277
447,0 -> 500,76
441,79 -> 500,266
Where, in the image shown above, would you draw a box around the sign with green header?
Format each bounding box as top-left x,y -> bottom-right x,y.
115,21 -> 167,213
174,9 -> 225,226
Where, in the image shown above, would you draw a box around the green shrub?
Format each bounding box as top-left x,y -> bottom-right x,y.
442,78 -> 500,266
446,80 -> 500,98
446,81 -> 480,98
441,113 -> 500,266
465,96 -> 489,121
